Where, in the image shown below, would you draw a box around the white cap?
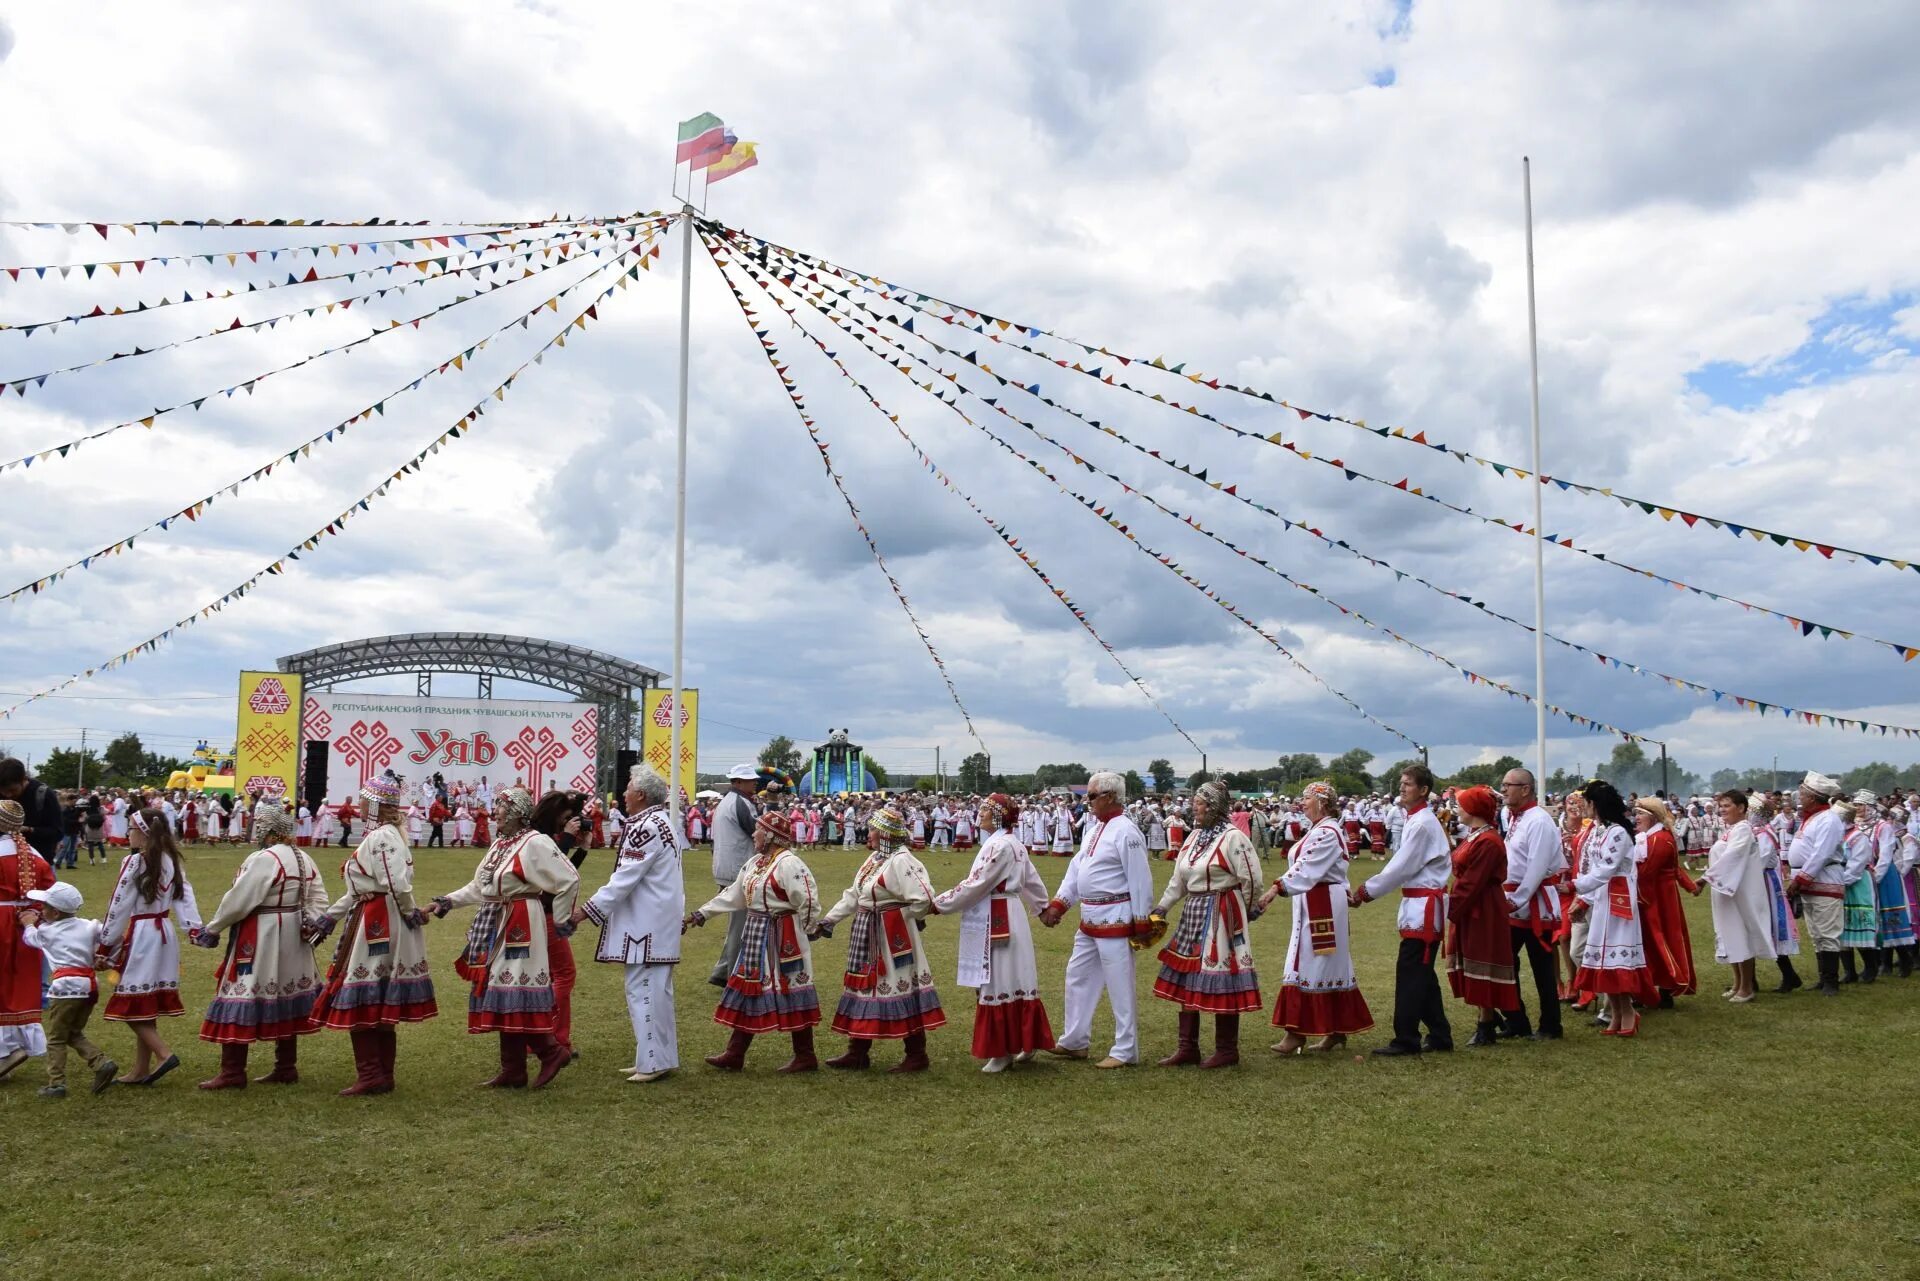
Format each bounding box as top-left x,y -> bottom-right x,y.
1801,772 -> 1843,799
727,764 -> 759,782
26,882 -> 83,914
1852,788 -> 1879,806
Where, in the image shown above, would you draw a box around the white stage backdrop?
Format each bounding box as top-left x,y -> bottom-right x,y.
303,692 -> 598,801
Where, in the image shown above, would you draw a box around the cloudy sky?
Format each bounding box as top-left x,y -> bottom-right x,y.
2,0 -> 1917,784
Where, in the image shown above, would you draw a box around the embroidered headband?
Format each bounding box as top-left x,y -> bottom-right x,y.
1195,780 -> 1231,818
362,773 -> 405,810
868,807 -> 909,842
979,792 -> 1018,829
494,786 -> 534,825
756,809 -> 794,845
252,800 -> 296,842
1301,780 -> 1337,806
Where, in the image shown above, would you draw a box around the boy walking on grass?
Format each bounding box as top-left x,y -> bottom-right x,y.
19,881 -> 117,1099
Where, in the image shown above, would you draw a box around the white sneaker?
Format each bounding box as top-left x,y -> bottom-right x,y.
1012,1050 -> 1037,1064
981,1056 -> 1012,1074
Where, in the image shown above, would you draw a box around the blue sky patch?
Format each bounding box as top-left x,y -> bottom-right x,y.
1686,292 -> 1914,411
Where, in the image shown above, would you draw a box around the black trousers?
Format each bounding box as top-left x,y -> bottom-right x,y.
1501,925 -> 1562,1036
428,822 -> 444,848
1391,936 -> 1452,1050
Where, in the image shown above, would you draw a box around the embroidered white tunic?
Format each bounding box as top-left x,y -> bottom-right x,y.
311,823 -> 436,1026
933,829 -> 1049,994
98,852 -> 202,1019
199,843 -> 329,1042
1573,824 -> 1648,973
585,804 -> 686,965
1359,805 -> 1449,939
437,831 -> 579,1034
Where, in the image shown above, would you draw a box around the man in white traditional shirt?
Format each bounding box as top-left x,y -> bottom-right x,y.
1787,772 -> 1848,995
1499,767 -> 1566,1041
1041,771 -> 1153,1068
1352,764 -> 1452,1056
574,766 -> 684,1083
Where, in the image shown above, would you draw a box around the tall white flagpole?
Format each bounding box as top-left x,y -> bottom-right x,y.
1523,157 -> 1548,792
669,203 -> 693,827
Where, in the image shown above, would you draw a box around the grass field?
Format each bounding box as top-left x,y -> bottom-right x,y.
3,840 -> 1917,1280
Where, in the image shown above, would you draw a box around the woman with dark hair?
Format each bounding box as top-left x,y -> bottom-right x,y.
1145,780 -> 1263,1069
97,808 -> 203,1084
1446,786 -> 1520,1046
931,794 -> 1056,1073
529,790 -> 587,1061
1571,781 -> 1658,1036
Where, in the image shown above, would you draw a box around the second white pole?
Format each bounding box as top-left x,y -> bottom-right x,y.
1523,157 -> 1548,792
668,205 -> 693,826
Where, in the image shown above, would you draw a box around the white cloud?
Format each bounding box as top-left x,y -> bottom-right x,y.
1,0 -> 1917,784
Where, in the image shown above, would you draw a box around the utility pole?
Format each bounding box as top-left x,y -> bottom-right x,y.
77,728 -> 88,789
1660,743 -> 1670,798
935,746 -> 941,791
1772,755 -> 1778,792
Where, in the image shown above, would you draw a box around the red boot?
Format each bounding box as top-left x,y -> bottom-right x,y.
197,1043 -> 249,1091
777,1028 -> 819,1074
337,1029 -> 383,1097
887,1031 -> 931,1074
1158,1011 -> 1202,1067
529,1033 -> 571,1089
1199,1014 -> 1240,1069
254,1037 -> 300,1085
824,1037 -> 871,1070
704,1029 -> 752,1071
374,1026 -> 397,1092
479,1033 -> 528,1088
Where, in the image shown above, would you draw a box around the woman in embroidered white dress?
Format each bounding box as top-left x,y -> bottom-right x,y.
454,804 -> 476,848
814,807 -> 945,1073
1745,792 -> 1802,994
930,794 -> 1053,1073
421,786 -> 578,1090
685,810 -> 822,1073
1149,781 -> 1263,1069
1570,780 -> 1659,1037
308,775 -> 437,1096
1256,781 -> 1373,1054
192,801 -> 329,1089
1700,789 -> 1774,1004
98,808 -> 202,1085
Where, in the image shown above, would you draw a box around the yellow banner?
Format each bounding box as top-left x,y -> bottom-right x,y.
234,670 -> 303,800
640,687 -> 698,805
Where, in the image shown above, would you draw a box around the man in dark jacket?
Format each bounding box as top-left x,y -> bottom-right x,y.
0,758 -> 63,862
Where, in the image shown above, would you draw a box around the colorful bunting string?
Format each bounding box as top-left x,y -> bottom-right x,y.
1,229 -> 668,478
0,211 -> 629,255
755,244 -> 1920,739
3,225 -> 666,606
696,244 -> 989,758
0,236 -> 656,720
710,232 -> 1389,751
0,218 -> 669,392
749,259 -> 1676,744
716,226 -> 1920,666
735,228 -> 1920,579
0,213 -> 666,334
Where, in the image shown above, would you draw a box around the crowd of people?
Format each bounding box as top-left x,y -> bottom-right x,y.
26,773 -> 616,869
0,749 -> 1913,1099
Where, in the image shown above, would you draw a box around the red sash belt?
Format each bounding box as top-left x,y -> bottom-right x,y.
1080,920 -> 1140,939
1400,887 -> 1444,942
1504,880 -> 1558,936
881,907 -> 915,972
1305,883 -> 1338,954
360,895 -> 392,947
988,897 -> 1011,943
1799,883 -> 1845,899
51,964 -> 98,997
1607,876 -> 1633,921
132,910 -> 170,944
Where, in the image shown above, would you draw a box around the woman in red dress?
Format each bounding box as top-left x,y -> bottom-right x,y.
1446,787 -> 1520,1046
1634,797 -> 1699,1006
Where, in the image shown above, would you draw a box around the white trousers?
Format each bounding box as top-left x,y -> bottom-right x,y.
1058,931 -> 1137,1063
624,963 -> 678,1073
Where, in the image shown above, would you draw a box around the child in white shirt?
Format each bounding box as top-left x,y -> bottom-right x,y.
19,881 -> 116,1098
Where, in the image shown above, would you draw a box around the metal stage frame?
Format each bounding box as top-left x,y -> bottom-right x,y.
277,632 -> 662,789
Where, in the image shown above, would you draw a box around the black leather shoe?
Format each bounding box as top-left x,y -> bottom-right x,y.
1421,1039 -> 1454,1053
1657,992 -> 1676,1008
1370,1042 -> 1420,1058
1529,1029 -> 1563,1042
1466,1027 -> 1498,1048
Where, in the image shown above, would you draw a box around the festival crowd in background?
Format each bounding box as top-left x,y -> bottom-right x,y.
0,749 -> 1914,1099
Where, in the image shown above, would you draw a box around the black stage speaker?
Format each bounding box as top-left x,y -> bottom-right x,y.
302,740 -> 330,808
614,748 -> 639,800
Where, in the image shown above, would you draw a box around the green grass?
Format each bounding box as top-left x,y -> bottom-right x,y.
4,843 -> 1917,1280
